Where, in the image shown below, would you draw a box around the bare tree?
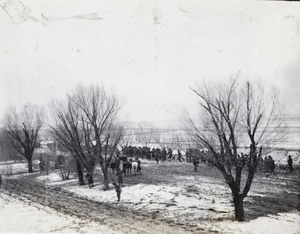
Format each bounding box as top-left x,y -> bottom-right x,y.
49,98 -> 88,186
3,104 -> 44,173
183,78 -> 284,221
49,84 -> 124,189
70,84 -> 124,190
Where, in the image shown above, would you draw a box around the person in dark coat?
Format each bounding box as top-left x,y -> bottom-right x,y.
288,155 -> 294,172
269,156 -> 275,173
193,156 -> 199,172
86,173 -> 94,188
162,148 -> 167,162
154,151 -> 159,164
168,148 -> 172,161
178,150 -> 182,162
136,158 -> 142,174
186,149 -> 191,163
116,168 -> 123,187
112,182 -> 122,202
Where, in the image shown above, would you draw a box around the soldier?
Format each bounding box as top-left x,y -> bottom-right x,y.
193,156 -> 200,172
86,173 -> 94,188
154,151 -> 159,164
168,148 -> 172,161
186,149 -> 191,163
151,148 -> 155,160
112,182 -> 122,202
39,155 -> 46,172
137,158 -> 142,174
178,150 -> 182,162
288,155 -> 294,172
116,168 -> 123,187
162,148 -> 167,162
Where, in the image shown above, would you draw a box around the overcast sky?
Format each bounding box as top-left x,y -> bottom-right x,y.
0,0 -> 299,127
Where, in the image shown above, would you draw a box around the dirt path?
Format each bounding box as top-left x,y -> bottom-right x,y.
1,174 -> 199,234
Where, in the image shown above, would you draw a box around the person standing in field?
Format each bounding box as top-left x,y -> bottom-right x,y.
186,149 -> 191,163
168,148 -> 172,161
193,156 -> 199,172
112,182 -> 122,202
162,148 -> 167,162
287,155 -> 294,172
136,158 -> 142,174
178,150 -> 182,162
116,168 -> 123,187
154,151 -> 159,164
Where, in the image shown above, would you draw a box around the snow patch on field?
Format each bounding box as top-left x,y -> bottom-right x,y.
38,172 -> 235,223
1,191 -> 298,234
211,212 -> 300,234
0,193 -> 121,233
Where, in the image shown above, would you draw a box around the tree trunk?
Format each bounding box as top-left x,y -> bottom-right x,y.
86,169 -> 94,188
27,157 -> 33,173
233,195 -> 245,221
103,167 -> 109,191
76,161 -> 85,186
46,154 -> 50,175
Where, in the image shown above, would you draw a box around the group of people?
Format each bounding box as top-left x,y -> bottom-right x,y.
121,145 -> 185,163
111,157 -> 142,202
263,155 -> 295,173
153,148 -> 183,163
110,151 -> 296,203
263,155 -> 276,173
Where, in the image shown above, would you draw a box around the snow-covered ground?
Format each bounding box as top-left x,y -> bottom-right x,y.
212,212 -> 300,234
0,160 -> 299,233
35,172 -> 300,234
0,192 -> 120,233
1,188 -> 299,234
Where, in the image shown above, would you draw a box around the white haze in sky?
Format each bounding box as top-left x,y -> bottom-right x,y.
0,0 -> 300,127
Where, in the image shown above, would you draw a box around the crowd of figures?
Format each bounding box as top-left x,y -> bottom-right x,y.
105,149 -> 296,198
261,156 -> 276,173
109,157 -> 142,178
117,146 -> 211,172
259,155 -> 294,173
35,144 -> 296,194
109,156 -> 142,201
121,146 -> 183,163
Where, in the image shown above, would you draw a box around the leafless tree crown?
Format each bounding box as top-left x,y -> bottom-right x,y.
183,77 -> 285,221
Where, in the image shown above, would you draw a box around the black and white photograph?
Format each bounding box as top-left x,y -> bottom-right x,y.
0,0 -> 299,233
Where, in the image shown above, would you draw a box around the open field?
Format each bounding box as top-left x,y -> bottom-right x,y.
0,159 -> 299,233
